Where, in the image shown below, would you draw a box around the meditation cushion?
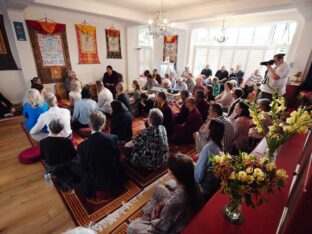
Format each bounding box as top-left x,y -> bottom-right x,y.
78,127 -> 91,137
18,146 -> 41,164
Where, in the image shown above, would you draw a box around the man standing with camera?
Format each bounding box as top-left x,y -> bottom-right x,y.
259,53 -> 290,100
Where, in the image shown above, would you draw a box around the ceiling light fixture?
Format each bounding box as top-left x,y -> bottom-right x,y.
215,17 -> 228,43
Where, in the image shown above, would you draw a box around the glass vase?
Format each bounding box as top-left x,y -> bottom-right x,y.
266,147 -> 279,163
222,196 -> 244,224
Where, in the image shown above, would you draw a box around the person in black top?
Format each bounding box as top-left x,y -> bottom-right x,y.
215,65 -> 229,83
228,67 -> 238,84
116,82 -> 131,111
40,119 -> 77,176
200,64 -> 212,78
204,85 -> 215,104
110,100 -> 133,143
234,64 -> 245,86
0,92 -> 15,118
103,65 -> 123,97
74,111 -> 125,198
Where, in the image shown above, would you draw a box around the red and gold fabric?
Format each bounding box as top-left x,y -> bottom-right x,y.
75,24 -> 100,64
105,28 -> 122,59
163,35 -> 178,65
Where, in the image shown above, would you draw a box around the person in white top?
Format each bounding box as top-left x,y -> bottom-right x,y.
260,53 -> 290,100
30,93 -> 72,141
96,80 -> 113,115
69,80 -> 82,106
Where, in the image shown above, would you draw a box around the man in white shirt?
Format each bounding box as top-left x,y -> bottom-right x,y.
260,53 -> 290,100
30,93 -> 72,141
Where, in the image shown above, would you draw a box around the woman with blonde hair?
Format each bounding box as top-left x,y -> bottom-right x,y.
69,80 -> 82,106
96,80 -> 113,115
22,88 -> 48,132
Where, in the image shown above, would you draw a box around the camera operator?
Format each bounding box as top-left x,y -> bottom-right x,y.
259,54 -> 290,100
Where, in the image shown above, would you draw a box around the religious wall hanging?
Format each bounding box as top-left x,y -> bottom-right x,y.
75,22 -> 100,64
0,15 -> 18,70
163,35 -> 178,66
105,27 -> 122,59
26,18 -> 71,84
13,21 -> 26,41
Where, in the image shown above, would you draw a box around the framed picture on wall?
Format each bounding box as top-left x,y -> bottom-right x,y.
13,21 -> 26,41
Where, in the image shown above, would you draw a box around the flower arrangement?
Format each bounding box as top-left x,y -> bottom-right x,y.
210,152 -> 288,223
249,95 -> 312,161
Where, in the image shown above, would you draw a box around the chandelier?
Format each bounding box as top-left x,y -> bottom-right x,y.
148,0 -> 174,39
215,17 -> 228,43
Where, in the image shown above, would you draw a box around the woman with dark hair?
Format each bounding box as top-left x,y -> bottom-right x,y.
232,101 -> 250,152
194,90 -> 209,121
195,119 -> 224,200
204,85 -> 215,104
216,81 -> 234,110
127,153 -> 203,234
110,100 -> 133,143
30,77 -> 42,86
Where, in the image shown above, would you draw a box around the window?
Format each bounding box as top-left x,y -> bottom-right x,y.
191,21 -> 297,77
138,28 -> 153,73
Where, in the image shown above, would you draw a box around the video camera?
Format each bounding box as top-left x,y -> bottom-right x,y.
260,60 -> 274,66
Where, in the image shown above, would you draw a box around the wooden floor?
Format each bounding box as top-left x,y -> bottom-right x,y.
0,118 -> 75,234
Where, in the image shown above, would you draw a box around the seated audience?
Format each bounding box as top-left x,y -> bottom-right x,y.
23,88 -> 48,132
212,77 -> 221,97
194,104 -> 234,153
174,77 -> 188,91
64,71 -> 79,93
144,74 -> 158,92
182,65 -> 191,78
127,153 -> 203,234
247,83 -> 261,103
130,80 -> 142,116
227,88 -> 244,121
125,108 -> 169,170
235,64 -> 245,86
200,64 -> 212,79
204,85 -> 215,104
40,119 -> 77,176
69,80 -> 82,107
195,119 -> 224,200
96,80 -> 113,115
232,101 -> 250,153
116,82 -> 131,111
162,78 -> 172,89
249,98 -> 272,139
171,97 -> 203,144
31,83 -> 45,96
73,111 -> 125,198
168,72 -> 177,88
103,65 -> 123,97
228,67 -> 238,83
110,100 -> 133,143
30,93 -> 72,141
152,69 -> 162,84
216,81 -> 234,110
215,65 -> 229,83
185,73 -> 195,93
194,90 -> 209,122
241,69 -> 263,97
193,77 -> 205,96
174,90 -> 189,124
156,92 -> 174,136
0,92 -> 15,118
72,87 -> 97,130
31,77 -> 42,86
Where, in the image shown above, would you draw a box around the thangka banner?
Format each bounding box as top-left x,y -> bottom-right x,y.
105,28 -> 122,59
163,35 -> 178,65
0,15 -> 18,70
75,24 -> 100,64
26,20 -> 71,84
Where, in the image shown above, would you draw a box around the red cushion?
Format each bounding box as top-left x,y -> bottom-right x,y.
18,146 -> 41,164
96,191 -> 111,200
78,127 -> 91,137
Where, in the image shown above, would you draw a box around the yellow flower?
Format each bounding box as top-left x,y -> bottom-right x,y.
229,172 -> 237,180
253,168 -> 264,178
260,156 -> 269,165
238,171 -> 248,182
276,169 -> 288,181
256,175 -> 265,182
284,109 -> 312,134
246,175 -> 255,184
246,167 -> 253,174
242,152 -> 251,162
266,163 -> 276,171
214,155 -> 225,164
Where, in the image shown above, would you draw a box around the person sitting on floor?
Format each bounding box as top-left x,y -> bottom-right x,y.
110,100 -> 133,143
72,87 -> 98,130
227,88 -> 244,121
73,111 -> 125,198
64,71 -> 79,93
174,77 -> 187,91
102,65 -> 123,97
152,68 -> 162,84
241,69 -> 263,98
0,92 -> 15,118
116,82 -> 131,111
124,108 -> 169,171
127,153 -> 203,234
162,78 -> 172,90
96,80 -> 113,115
23,88 -> 48,132
30,93 -> 72,141
215,81 -> 234,110
184,73 -> 195,93
40,119 -> 77,177
69,80 -> 82,107
204,84 -> 215,104
156,92 -> 174,136
193,76 -> 205,96
31,83 -> 45,97
174,90 -> 189,124
130,80 -> 142,117
144,74 -> 158,93
171,97 -> 203,144
194,90 -> 210,122
232,101 -> 250,153
195,119 -> 224,201
30,76 -> 42,86
212,77 -> 220,97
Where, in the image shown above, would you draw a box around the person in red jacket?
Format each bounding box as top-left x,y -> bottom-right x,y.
194,90 -> 210,122
152,69 -> 162,84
